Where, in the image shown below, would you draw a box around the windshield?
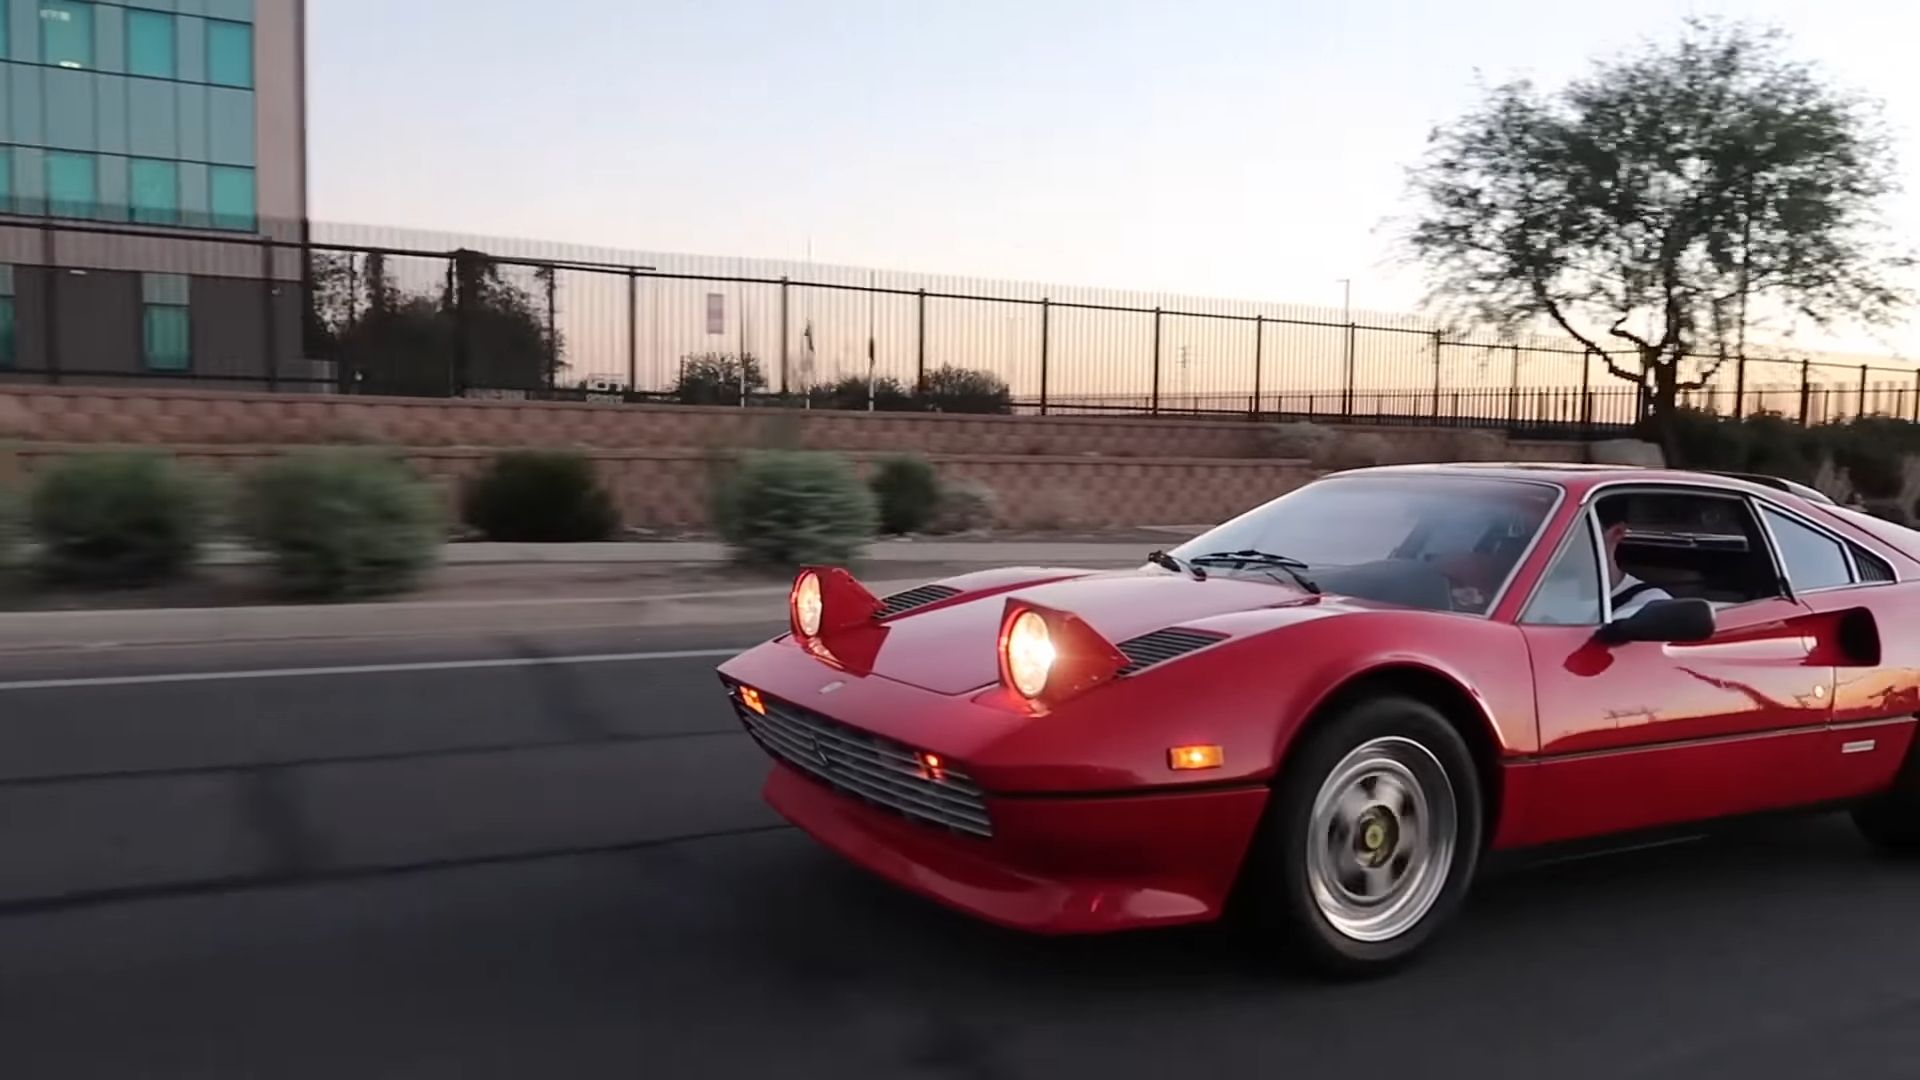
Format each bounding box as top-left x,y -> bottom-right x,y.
1171,474 -> 1561,614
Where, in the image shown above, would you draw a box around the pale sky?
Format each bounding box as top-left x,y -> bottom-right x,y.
307,0 -> 1920,358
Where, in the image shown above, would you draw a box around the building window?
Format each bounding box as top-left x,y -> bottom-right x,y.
130,159 -> 180,225
127,10 -> 178,79
209,165 -> 254,230
207,19 -> 253,89
0,148 -> 11,214
46,151 -> 96,219
142,274 -> 192,372
0,266 -> 14,371
40,1 -> 95,70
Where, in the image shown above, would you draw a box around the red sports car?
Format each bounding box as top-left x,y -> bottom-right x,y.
715,464 -> 1920,976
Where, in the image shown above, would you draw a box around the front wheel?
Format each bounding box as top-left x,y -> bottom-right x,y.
1853,782 -> 1920,853
1242,695 -> 1484,978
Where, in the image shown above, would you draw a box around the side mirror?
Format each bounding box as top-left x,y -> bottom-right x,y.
1595,598 -> 1716,646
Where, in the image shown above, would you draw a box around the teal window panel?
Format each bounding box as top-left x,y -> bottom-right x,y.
126,1 -> 177,11
0,296 -> 16,369
176,80 -> 206,159
143,303 -> 192,371
43,65 -> 95,150
9,0 -> 36,63
208,162 -> 250,229
10,62 -> 43,144
93,0 -> 124,73
206,85 -> 250,164
95,149 -> 126,219
205,17 -> 247,87
205,0 -> 248,23
130,156 -> 178,224
93,70 -> 127,153
126,76 -> 176,158
177,157 -> 206,223
126,9 -> 175,78
40,1 -> 93,69
174,13 -> 203,82
0,1 -> 8,61
45,148 -> 95,217
0,147 -> 9,211
10,144 -> 43,212
176,0 -> 205,14
143,271 -> 189,305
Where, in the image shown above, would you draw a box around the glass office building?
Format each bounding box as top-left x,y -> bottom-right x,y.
0,0 -> 306,383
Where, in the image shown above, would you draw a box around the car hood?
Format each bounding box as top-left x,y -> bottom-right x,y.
859,568 -> 1360,694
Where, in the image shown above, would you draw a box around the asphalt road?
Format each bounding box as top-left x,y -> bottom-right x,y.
5,624 -> 1920,1078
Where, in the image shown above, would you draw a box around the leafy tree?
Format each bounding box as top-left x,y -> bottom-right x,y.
920,365 -> 1013,414
1403,19 -> 1911,447
305,248 -> 564,397
676,352 -> 766,405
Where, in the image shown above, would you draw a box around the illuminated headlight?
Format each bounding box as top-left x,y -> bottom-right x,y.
793,572 -> 823,637
1004,609 -> 1056,698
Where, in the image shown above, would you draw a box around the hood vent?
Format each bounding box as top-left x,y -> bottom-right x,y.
877,584 -> 962,618
1116,627 -> 1228,676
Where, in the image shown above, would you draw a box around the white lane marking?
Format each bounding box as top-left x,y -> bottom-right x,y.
0,648 -> 747,693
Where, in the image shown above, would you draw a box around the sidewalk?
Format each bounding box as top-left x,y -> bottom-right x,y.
0,539 -> 1164,651
197,538 -> 1166,567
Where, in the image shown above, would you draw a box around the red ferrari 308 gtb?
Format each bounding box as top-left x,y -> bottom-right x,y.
715,464 -> 1920,976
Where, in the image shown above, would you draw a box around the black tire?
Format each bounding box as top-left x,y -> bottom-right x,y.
1240,694 -> 1484,978
1852,761 -> 1920,853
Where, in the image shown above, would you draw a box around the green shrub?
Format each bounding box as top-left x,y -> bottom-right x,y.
29,452 -> 208,586
810,374 -> 915,412
926,478 -> 998,535
711,450 -> 877,567
0,485 -> 19,569
240,451 -> 443,600
919,365 -> 1013,414
869,454 -> 941,534
460,451 -> 620,542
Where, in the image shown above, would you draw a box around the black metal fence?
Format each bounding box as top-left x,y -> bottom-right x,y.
1,213 -> 1914,439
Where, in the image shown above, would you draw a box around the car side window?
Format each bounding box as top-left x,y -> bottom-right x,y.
1760,506 -> 1853,591
1521,515 -> 1604,626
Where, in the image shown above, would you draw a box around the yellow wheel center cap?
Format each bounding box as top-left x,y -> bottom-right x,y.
1363,822 -> 1387,851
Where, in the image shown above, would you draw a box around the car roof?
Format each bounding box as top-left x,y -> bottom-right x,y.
1333,462 -> 1825,502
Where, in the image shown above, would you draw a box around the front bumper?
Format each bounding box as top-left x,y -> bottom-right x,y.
762,758 -> 1267,935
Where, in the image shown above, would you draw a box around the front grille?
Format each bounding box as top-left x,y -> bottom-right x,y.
1116,627 -> 1226,675
877,584 -> 961,618
731,691 -> 993,838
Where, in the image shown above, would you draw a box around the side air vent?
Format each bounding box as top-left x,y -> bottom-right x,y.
1853,543 -> 1896,583
1117,628 -> 1228,676
878,584 -> 962,618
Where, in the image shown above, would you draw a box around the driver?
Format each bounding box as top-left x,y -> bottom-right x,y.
1596,498 -> 1671,618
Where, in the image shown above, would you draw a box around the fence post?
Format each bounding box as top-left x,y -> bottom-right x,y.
449,255 -> 467,397
1732,351 -> 1747,419
1342,319 -> 1356,419
1038,297 -> 1050,416
1430,333 -> 1443,421
41,221 -> 60,384
1150,307 -> 1162,415
1251,315 -> 1264,419
1580,347 -> 1593,438
1912,367 -> 1919,424
1798,358 -> 1811,426
1859,363 -> 1869,419
1508,344 -> 1521,428
627,270 -> 639,393
544,266 -> 558,392
260,237 -> 279,391
915,288 -> 927,395
776,276 -> 791,397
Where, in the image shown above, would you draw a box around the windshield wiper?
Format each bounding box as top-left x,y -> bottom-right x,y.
1147,550 -> 1207,581
1188,549 -> 1322,594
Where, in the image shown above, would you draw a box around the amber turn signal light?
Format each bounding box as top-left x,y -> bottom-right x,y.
1168,744 -> 1224,770
739,686 -> 767,715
